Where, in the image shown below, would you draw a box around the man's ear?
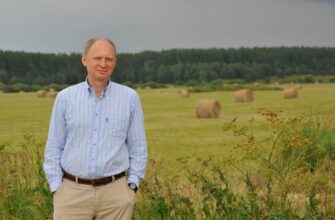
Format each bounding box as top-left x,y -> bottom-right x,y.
81,56 -> 87,67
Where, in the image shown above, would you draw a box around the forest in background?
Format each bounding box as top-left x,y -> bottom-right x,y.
0,46 -> 335,92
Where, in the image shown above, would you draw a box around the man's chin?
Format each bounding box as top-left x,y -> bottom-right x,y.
96,72 -> 110,79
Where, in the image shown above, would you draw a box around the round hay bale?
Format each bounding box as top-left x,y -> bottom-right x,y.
47,91 -> 58,98
283,88 -> 298,99
195,100 -> 221,119
294,84 -> 303,89
179,89 -> 190,97
234,89 -> 254,103
37,90 -> 47,97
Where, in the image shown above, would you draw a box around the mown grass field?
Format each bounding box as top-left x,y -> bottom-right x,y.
1,84 -> 335,219
0,84 -> 335,164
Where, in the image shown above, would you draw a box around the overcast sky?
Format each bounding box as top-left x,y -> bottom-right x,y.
0,0 -> 335,54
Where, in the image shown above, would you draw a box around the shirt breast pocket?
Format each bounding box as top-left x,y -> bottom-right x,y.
108,116 -> 129,138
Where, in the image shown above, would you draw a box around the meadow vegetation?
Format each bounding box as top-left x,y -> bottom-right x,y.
0,84 -> 335,219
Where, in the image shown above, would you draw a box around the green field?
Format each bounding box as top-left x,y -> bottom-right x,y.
1,84 -> 335,219
1,84 -> 334,161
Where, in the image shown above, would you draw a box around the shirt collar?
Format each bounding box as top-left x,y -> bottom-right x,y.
85,78 -> 112,98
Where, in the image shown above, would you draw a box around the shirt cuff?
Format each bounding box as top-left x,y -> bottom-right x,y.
50,180 -> 62,193
127,174 -> 140,187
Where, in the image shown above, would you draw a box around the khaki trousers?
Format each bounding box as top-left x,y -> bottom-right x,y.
53,176 -> 135,220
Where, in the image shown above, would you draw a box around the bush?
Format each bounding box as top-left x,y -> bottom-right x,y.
303,75 -> 315,83
43,83 -> 69,92
0,82 -> 5,91
3,83 -> 31,93
186,79 -> 200,87
173,80 -> 184,86
122,81 -> 137,89
31,84 -> 43,92
139,81 -> 167,89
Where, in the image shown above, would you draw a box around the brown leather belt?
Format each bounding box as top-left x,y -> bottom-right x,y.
63,170 -> 126,186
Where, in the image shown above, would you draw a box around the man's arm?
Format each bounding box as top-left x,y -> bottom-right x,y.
43,93 -> 66,193
126,92 -> 148,187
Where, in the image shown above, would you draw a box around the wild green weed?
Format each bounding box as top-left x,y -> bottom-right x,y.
222,110 -> 335,218
1,110 -> 334,219
0,134 -> 52,220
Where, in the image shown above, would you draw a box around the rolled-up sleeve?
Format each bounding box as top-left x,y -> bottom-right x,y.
43,93 -> 66,192
126,92 -> 148,186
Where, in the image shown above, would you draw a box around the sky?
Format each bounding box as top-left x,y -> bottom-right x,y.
0,0 -> 335,54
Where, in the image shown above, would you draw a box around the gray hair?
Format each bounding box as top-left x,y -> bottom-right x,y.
83,38 -> 117,56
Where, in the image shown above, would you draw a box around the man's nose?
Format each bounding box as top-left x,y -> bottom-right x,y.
99,58 -> 107,67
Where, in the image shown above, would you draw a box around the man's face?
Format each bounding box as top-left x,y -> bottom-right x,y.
82,40 -> 117,83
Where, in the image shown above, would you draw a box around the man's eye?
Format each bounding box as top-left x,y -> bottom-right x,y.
94,57 -> 102,61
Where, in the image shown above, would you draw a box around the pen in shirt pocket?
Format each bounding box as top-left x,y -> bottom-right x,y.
106,117 -> 108,123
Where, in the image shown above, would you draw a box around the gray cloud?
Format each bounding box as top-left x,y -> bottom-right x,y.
0,0 -> 334,53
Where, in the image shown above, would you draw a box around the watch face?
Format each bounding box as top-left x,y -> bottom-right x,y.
129,183 -> 138,192
129,183 -> 137,189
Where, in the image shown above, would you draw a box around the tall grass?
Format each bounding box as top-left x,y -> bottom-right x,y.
1,110 -> 334,219
135,111 -> 335,219
0,134 -> 52,220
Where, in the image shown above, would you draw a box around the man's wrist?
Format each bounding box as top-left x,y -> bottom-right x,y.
128,182 -> 138,193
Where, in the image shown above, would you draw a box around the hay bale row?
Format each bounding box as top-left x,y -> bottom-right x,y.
179,89 -> 190,97
283,88 -> 298,99
234,89 -> 254,103
294,84 -> 303,89
37,89 -> 58,98
234,88 -> 299,102
47,91 -> 58,97
193,88 -> 299,119
195,100 -> 221,119
37,90 -> 48,97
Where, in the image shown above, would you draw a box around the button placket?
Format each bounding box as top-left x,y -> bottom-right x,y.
91,98 -> 101,175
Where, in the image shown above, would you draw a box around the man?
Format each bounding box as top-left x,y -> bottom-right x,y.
44,38 -> 148,220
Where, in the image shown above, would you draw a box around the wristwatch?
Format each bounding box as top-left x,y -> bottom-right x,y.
128,182 -> 138,193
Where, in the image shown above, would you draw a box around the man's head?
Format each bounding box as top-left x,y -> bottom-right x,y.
82,38 -> 117,84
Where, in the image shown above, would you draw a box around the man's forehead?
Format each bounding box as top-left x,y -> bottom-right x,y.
90,40 -> 114,50
87,41 -> 116,56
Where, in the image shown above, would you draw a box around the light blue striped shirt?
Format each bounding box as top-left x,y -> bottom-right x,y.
44,80 -> 148,192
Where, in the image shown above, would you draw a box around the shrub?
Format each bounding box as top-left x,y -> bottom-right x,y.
139,81 -> 167,89
122,81 -> 137,89
3,83 -> 31,93
43,83 -> 69,92
186,79 -> 200,87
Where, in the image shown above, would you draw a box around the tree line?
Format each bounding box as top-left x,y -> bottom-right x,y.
0,47 -> 335,88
